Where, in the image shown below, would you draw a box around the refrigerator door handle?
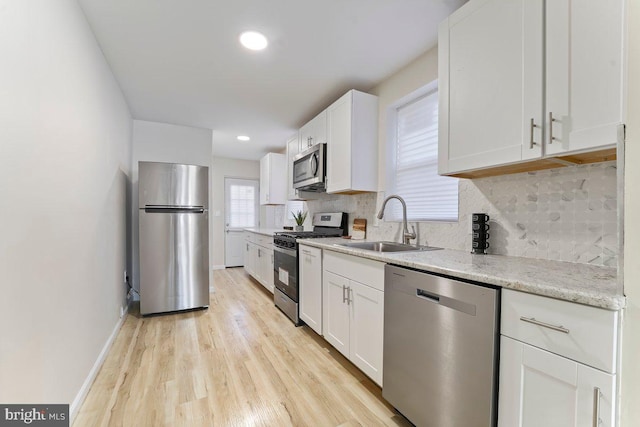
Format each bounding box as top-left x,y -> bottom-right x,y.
144,205 -> 205,214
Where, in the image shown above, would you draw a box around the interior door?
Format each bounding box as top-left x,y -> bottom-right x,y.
224,178 -> 259,267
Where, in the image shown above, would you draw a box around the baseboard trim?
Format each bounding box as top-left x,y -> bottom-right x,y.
211,265 -> 226,270
70,304 -> 128,423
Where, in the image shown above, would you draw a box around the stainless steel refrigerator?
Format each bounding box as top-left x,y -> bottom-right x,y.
138,161 -> 209,315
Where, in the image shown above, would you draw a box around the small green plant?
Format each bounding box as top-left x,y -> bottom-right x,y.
292,210 -> 308,226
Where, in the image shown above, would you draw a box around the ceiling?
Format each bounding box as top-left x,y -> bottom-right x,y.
78,0 -> 466,160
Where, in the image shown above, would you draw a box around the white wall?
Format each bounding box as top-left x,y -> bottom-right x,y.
621,0 -> 640,423
210,157 -> 260,268
131,120 -> 213,289
0,0 -> 132,419
369,49 -> 439,190
313,47 -> 617,266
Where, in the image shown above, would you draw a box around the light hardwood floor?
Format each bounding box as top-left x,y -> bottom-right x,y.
74,268 -> 410,427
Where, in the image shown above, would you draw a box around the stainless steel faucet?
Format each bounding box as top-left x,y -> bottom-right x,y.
377,195 -> 417,245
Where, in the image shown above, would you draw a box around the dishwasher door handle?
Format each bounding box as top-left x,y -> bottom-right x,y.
416,288 -> 440,303
416,288 -> 477,316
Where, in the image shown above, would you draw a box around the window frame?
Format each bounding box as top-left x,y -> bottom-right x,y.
384,79 -> 458,223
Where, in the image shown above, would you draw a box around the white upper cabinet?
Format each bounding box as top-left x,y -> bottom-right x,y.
439,0 -> 624,177
439,0 -> 543,174
259,153 -> 286,205
286,133 -> 300,200
326,90 -> 378,194
299,110 -> 327,152
545,0 -> 624,156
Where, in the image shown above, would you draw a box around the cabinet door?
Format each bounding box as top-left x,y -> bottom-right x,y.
299,245 -> 323,334
439,0 -> 543,174
349,280 -> 384,386
265,249 -> 274,293
256,246 -> 274,293
326,91 -> 352,193
259,153 -> 286,205
545,0 -> 624,155
286,134 -> 300,200
299,110 -> 327,151
576,362 -> 616,427
243,240 -> 252,275
259,155 -> 269,204
499,336 -> 616,427
322,271 -> 350,357
244,242 -> 257,277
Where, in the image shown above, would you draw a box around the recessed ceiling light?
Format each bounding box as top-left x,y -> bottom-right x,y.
237,135 -> 250,141
239,31 -> 268,51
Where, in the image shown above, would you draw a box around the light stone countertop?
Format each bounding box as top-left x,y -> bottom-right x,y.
298,238 -> 624,310
243,228 -> 287,237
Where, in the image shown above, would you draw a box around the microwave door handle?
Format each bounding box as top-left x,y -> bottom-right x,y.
310,153 -> 318,176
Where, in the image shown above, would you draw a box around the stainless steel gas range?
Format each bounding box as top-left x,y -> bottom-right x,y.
273,212 -> 348,325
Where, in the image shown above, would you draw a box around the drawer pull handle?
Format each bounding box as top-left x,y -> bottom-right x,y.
593,387 -> 602,427
519,316 -> 570,334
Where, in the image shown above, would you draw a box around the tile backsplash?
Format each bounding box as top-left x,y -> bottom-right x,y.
303,161 -> 618,267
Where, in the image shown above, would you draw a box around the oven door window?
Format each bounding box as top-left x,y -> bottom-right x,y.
273,248 -> 298,301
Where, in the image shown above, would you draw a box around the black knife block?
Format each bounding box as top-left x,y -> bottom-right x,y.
471,213 -> 490,254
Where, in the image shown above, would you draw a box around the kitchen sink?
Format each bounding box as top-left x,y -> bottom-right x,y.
336,241 -> 442,253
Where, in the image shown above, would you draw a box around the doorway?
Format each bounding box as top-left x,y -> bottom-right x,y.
224,178 -> 259,267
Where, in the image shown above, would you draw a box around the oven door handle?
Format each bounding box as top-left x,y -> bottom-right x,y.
274,245 -> 297,257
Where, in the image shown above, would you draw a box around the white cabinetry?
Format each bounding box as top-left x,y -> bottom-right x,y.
322,250 -> 384,385
299,110 -> 326,151
260,153 -> 286,205
243,233 -> 256,276
439,0 -> 623,178
498,289 -> 619,427
544,0 -> 624,156
326,90 -> 378,194
499,337 -> 616,427
286,133 -> 300,200
243,231 -> 274,293
299,244 -> 323,334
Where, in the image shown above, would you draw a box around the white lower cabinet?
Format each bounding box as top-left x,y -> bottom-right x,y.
243,235 -> 256,276
348,280 -> 384,384
255,245 -> 274,293
322,251 -> 384,386
299,244 -> 323,334
499,336 -> 616,427
323,271 -> 351,356
243,231 -> 274,293
498,289 -> 618,427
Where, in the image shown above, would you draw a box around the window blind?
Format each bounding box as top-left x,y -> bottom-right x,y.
387,88 -> 458,222
229,184 -> 256,228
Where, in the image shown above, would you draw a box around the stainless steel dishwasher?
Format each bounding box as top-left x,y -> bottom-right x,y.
383,264 -> 500,427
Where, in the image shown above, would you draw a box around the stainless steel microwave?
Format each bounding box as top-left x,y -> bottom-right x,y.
293,143 -> 326,192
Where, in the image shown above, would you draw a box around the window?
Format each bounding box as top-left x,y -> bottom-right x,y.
385,82 -> 458,222
286,200 -> 305,221
226,179 -> 259,228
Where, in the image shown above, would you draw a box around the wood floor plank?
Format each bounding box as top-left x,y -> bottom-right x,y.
74,268 -> 408,427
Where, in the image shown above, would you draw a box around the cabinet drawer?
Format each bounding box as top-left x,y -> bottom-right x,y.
255,234 -> 273,248
501,289 -> 618,373
244,232 -> 254,243
323,250 -> 384,291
